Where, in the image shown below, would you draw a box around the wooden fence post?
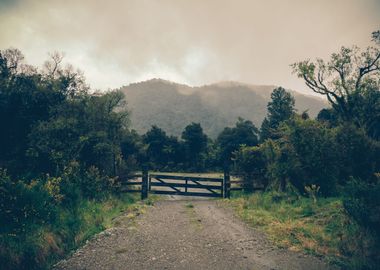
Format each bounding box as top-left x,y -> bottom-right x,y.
223,167 -> 230,199
141,167 -> 148,200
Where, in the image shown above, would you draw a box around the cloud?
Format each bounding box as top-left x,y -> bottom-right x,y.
0,0 -> 379,92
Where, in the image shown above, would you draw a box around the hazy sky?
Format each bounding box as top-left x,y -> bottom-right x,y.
0,0 -> 379,93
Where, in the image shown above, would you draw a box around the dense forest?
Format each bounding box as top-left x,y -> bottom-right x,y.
0,31 -> 379,269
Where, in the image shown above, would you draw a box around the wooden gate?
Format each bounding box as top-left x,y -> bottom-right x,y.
149,174 -> 223,198
120,170 -> 231,199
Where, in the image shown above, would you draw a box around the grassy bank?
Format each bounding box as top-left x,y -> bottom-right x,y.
224,192 -> 374,269
0,193 -> 151,270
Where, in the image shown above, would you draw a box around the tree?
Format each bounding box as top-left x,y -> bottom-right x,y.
260,87 -> 295,141
335,124 -> 380,184
234,145 -> 266,192
0,48 -> 137,269
260,117 -> 340,194
317,108 -> 339,127
292,31 -> 380,133
0,49 -> 82,174
27,91 -> 129,176
217,118 -> 259,166
143,126 -> 170,169
120,129 -> 145,172
163,135 -> 183,169
181,123 -> 208,170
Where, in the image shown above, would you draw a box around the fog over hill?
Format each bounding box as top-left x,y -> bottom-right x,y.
118,79 -> 327,138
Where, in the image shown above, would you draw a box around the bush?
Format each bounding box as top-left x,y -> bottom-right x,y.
234,145 -> 267,192
335,124 -> 380,185
80,166 -> 113,199
58,162 -> 82,208
282,118 -> 339,195
0,170 -> 56,235
343,177 -> 380,268
236,118 -> 340,195
343,178 -> 380,236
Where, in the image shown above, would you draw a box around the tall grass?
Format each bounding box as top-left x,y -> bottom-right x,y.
0,193 -> 142,270
225,191 -> 374,269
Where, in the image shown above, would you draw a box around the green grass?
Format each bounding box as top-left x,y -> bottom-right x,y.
184,203 -> 202,230
223,191 -> 371,269
0,193 -> 152,270
185,203 -> 194,208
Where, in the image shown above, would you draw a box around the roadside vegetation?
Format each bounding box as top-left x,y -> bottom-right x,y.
0,192 -> 143,269
0,49 -> 146,269
226,31 -> 380,270
0,30 -> 379,269
226,192 -> 374,269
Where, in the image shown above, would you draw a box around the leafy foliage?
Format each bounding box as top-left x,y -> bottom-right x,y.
292,30 -> 380,139
143,125 -> 183,170
234,145 -> 266,192
181,122 -> 208,170
232,32 -> 380,269
343,178 -> 380,268
217,118 -> 259,165
260,87 -> 295,141
0,170 -> 56,235
0,31 -> 379,269
344,178 -> 380,235
0,48 -> 140,269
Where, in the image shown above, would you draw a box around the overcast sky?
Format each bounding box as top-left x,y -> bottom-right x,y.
0,0 -> 379,93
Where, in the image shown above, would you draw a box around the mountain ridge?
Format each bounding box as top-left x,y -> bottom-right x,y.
118,79 -> 327,138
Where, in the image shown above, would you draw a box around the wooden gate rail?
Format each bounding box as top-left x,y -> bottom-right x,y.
149,174 -> 223,182
119,173 -> 144,197
150,182 -> 222,190
229,173 -> 265,192
152,177 -> 182,193
188,180 -> 219,194
230,180 -> 244,191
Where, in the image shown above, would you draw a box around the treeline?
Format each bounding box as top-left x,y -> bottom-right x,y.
126,118 -> 259,172
0,49 -> 139,269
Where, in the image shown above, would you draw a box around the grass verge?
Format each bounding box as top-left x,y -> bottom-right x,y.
0,193 -> 156,270
223,191 -> 373,269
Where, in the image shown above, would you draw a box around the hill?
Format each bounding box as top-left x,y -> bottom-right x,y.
118,79 -> 327,138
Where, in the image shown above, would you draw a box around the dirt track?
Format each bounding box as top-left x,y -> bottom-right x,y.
54,197 -> 337,270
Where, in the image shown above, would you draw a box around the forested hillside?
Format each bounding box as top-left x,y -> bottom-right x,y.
118,79 -> 326,137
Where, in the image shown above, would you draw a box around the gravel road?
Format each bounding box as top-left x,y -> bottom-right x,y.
54,197 -> 337,270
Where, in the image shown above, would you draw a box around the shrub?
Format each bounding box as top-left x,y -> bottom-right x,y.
80,166 -> 112,199
343,177 -> 380,268
343,178 -> 380,236
58,162 -> 82,208
0,169 -> 56,234
335,124 -> 380,185
282,118 -> 339,195
234,145 -> 267,192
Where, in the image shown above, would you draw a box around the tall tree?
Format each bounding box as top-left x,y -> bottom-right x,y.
182,123 -> 208,170
0,49 -> 87,175
260,87 -> 295,141
292,30 -> 380,137
217,118 -> 259,166
143,126 -> 170,169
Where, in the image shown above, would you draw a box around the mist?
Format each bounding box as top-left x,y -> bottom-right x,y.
0,0 -> 379,93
